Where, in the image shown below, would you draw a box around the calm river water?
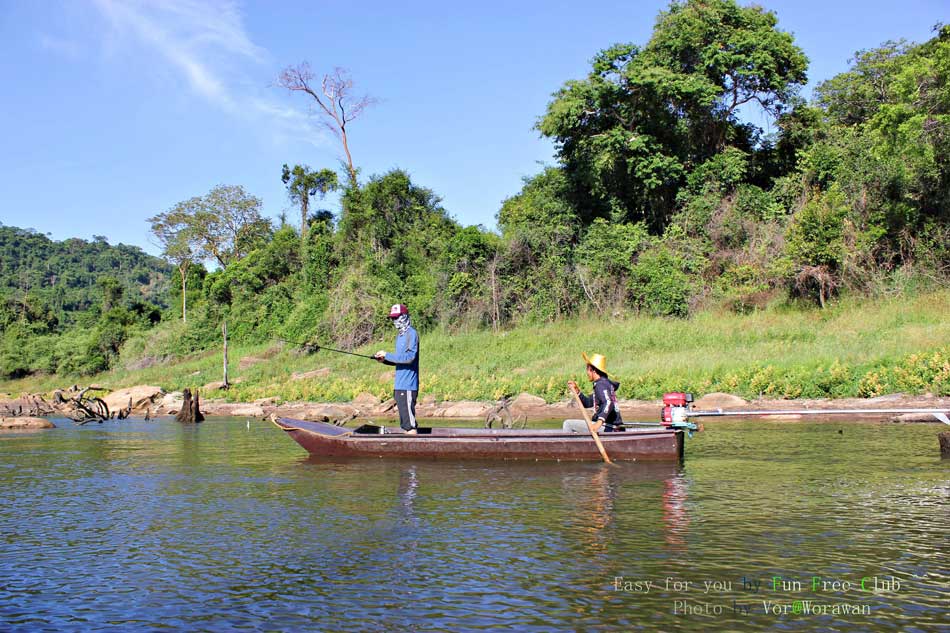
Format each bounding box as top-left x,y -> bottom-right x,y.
0,417 -> 947,631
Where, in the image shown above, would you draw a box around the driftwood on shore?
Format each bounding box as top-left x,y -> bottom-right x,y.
1,393 -> 55,418
61,387 -> 111,424
0,384 -> 167,424
175,388 -> 204,423
10,386 -> 115,424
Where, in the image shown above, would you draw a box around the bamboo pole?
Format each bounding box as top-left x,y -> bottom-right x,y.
571,391 -> 612,464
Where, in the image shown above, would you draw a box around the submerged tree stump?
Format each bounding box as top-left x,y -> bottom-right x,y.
175,388 -> 204,423
116,397 -> 132,420
940,432 -> 950,458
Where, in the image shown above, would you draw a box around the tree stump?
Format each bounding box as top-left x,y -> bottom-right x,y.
940,432 -> 950,459
175,388 -> 204,423
117,397 -> 132,420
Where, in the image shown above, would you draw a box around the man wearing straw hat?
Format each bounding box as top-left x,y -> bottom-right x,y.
564,352 -> 625,434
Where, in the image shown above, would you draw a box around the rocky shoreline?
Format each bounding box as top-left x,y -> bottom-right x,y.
2,385 -> 949,428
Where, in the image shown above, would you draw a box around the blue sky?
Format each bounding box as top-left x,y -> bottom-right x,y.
1,0 -> 945,255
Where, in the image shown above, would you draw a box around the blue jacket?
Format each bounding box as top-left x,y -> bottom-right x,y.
383,326 -> 419,391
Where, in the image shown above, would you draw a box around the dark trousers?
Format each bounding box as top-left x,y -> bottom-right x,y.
394,389 -> 418,431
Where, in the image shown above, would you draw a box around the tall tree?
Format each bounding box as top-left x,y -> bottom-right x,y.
806,27 -> 950,276
645,0 -> 808,130
814,41 -> 910,126
497,168 -> 581,321
277,64 -> 375,186
148,211 -> 199,322
281,164 -> 338,240
149,185 -> 268,320
159,185 -> 270,269
538,0 -> 807,229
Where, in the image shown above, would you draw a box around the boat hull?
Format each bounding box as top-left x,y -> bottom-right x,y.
274,418 -> 684,462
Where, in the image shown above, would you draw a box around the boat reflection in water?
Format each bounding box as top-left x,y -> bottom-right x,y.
295,454 -> 692,567
662,471 -> 690,551
552,461 -> 690,559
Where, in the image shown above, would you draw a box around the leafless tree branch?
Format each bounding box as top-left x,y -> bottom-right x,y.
278,63 -> 376,186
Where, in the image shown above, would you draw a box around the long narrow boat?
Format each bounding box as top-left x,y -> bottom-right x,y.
272,418 -> 685,462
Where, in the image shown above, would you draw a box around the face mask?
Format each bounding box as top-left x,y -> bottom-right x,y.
393,313 -> 411,333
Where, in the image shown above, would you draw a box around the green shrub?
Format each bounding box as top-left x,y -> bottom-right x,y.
714,264 -> 773,312
54,329 -> 109,376
785,188 -> 848,270
628,226 -> 706,318
857,348 -> 950,397
683,147 -> 750,196
735,184 -> 784,222
574,218 -> 650,310
630,248 -> 693,317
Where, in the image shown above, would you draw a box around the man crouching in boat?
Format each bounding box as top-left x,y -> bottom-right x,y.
374,304 -> 420,434
564,353 -> 624,434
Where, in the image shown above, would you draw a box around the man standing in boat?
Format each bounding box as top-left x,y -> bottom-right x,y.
564,353 -> 624,433
374,304 -> 420,434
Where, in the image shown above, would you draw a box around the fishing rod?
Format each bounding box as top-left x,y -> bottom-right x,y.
312,345 -> 377,360
277,337 -> 378,360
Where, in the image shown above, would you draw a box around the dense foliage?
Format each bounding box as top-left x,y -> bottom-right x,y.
2,1 -> 947,381
0,226 -> 171,377
538,0 -> 808,230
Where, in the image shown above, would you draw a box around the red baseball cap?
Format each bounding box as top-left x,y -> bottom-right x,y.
388,303 -> 409,318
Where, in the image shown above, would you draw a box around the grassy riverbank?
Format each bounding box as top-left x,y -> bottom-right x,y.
3,291 -> 949,403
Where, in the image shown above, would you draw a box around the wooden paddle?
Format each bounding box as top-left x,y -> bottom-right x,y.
571,390 -> 613,464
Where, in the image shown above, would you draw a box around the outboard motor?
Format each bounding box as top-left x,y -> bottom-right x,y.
661,392 -> 694,427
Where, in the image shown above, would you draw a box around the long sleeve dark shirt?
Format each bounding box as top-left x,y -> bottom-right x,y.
578,376 -> 624,431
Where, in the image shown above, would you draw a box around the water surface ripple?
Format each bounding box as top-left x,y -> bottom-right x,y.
0,418 -> 947,631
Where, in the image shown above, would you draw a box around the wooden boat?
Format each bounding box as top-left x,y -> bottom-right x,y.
272,418 -> 685,462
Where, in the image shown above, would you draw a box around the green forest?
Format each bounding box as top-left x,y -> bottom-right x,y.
2,0 -> 948,388
0,226 -> 171,377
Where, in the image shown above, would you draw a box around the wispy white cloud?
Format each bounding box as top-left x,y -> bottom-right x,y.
86,0 -> 328,146
91,0 -> 261,109
246,97 -> 331,149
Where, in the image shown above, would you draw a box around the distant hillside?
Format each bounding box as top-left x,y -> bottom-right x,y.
0,224 -> 172,331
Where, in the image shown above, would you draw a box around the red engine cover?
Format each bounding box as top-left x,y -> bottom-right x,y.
663,392 -> 688,407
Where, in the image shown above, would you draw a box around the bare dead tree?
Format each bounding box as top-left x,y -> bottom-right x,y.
277,63 -> 375,186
